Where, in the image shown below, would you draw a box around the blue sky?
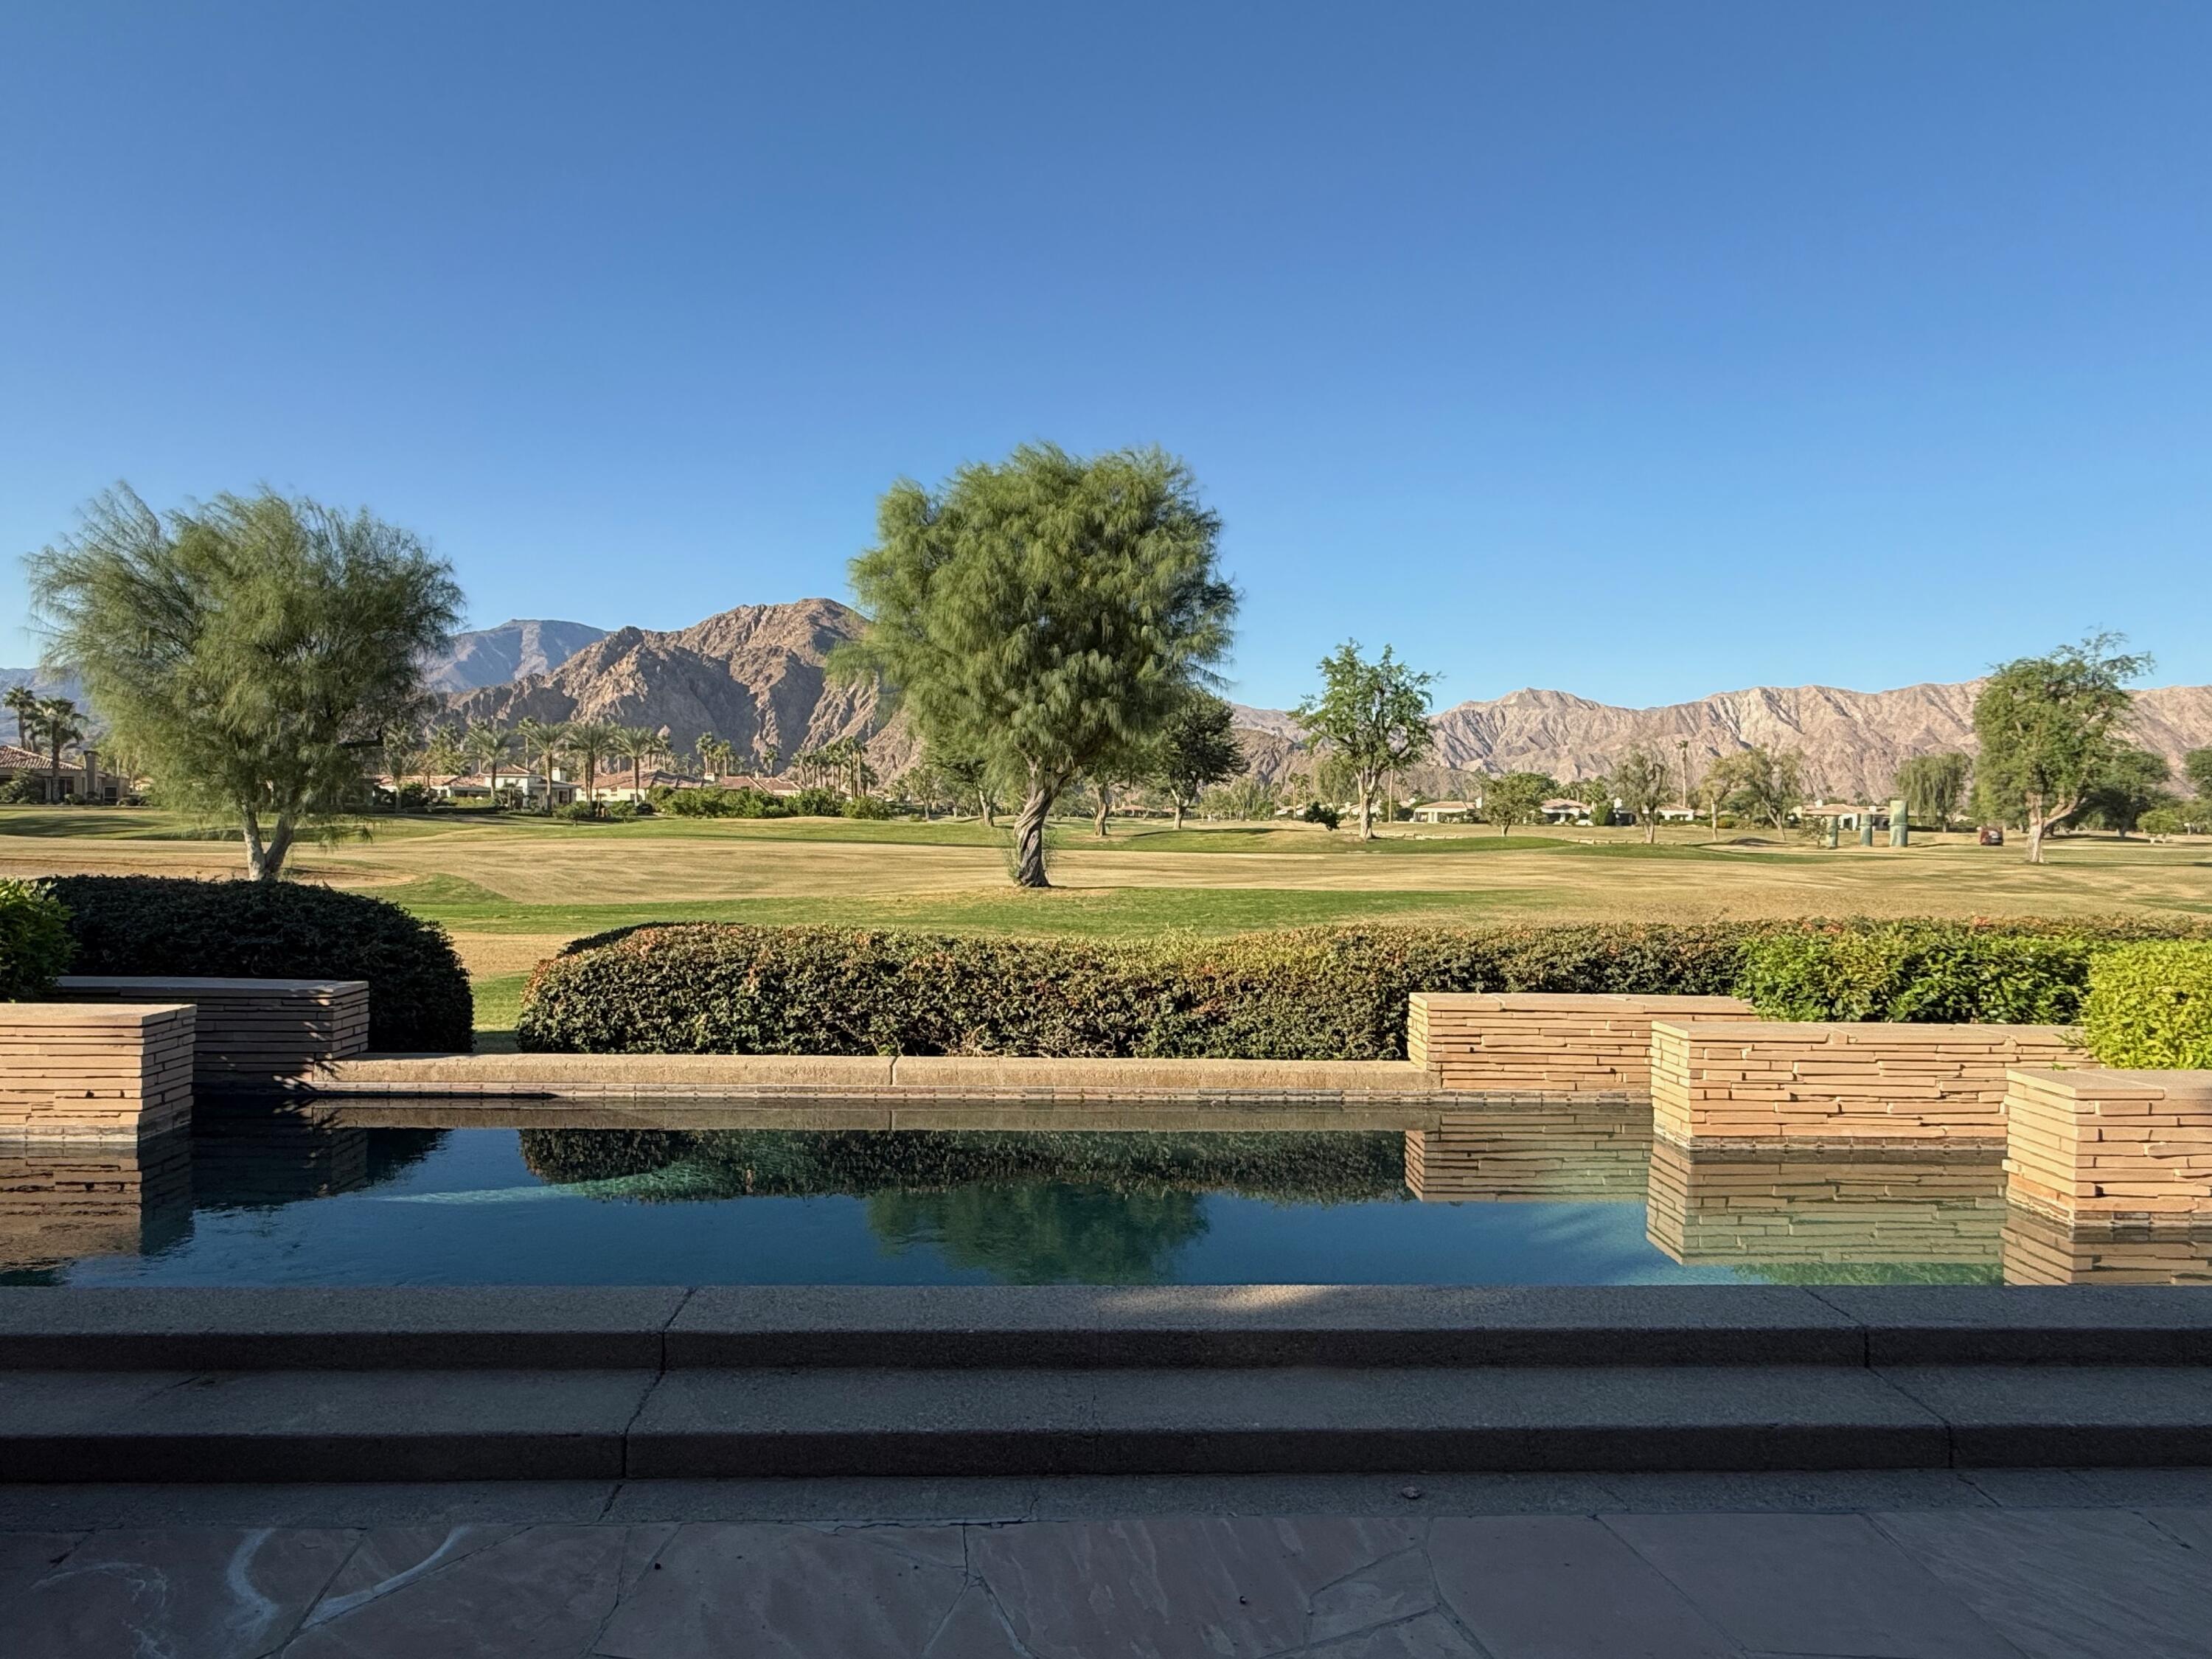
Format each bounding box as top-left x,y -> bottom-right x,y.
3,2 -> 2206,711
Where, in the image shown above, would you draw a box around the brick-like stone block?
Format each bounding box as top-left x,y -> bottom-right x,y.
0,1002 -> 195,1141
1646,1137 -> 2006,1270
1650,1020 -> 2084,1146
1408,992 -> 1753,1096
1404,1096 -> 1650,1203
55,977 -> 369,1088
2005,1066 -> 2212,1228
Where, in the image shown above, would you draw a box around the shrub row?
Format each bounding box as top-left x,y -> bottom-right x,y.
44,875 -> 473,1051
2084,942 -> 2212,1069
0,879 -> 73,1001
515,917 -> 2207,1060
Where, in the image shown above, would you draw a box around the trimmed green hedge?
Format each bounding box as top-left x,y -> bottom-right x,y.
517,921 -> 1759,1058
517,918 -> 2200,1060
1729,920 -> 2185,1025
2084,942 -> 2212,1068
0,879 -> 73,1001
44,875 -> 472,1051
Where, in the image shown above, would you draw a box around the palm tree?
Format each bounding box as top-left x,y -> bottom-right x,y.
512,717 -> 566,813
34,698 -> 86,804
611,726 -> 658,801
4,685 -> 39,752
464,723 -> 516,808
693,731 -> 721,781
562,721 -> 618,810
758,741 -> 780,776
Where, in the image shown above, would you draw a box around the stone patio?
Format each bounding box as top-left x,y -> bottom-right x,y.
5,1470 -> 2212,1656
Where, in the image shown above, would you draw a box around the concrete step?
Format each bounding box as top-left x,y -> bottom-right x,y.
8,1285 -> 2212,1371
7,1363 -> 2212,1481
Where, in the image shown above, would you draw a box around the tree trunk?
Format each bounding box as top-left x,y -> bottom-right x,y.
1645,814 -> 1658,846
242,812 -> 296,883
1172,796 -> 1187,831
1012,783 -> 1053,887
1357,771 -> 1377,839
1093,783 -> 1111,838
978,790 -> 995,829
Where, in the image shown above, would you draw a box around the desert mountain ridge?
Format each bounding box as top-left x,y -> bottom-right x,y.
12,599 -> 2211,801
428,601 -> 2212,802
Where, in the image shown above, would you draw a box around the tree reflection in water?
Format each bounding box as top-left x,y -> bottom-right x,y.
515,1128 -> 1406,1284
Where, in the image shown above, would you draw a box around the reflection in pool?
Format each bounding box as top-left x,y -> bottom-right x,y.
0,1104 -> 2205,1287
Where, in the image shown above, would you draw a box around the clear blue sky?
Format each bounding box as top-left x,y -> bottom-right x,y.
4,1 -> 2206,711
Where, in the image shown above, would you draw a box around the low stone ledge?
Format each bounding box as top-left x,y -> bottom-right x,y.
310,1052 -> 900,1097
1409,992 -> 1754,1096
1651,1020 -> 2084,1146
2006,1067 -> 2212,1228
302,1051 -> 1446,1110
55,976 -> 369,1087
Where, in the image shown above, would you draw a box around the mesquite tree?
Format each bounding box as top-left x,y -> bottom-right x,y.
1152,692 -> 1244,830
1609,741 -> 1674,844
27,486 -> 460,880
1293,643 -> 1436,838
1972,634 -> 2149,863
845,445 -> 1235,887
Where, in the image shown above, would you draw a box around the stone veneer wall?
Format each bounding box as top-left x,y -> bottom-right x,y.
1403,1097 -> 1650,1203
1644,1138 -> 2006,1270
1649,1020 -> 2083,1146
2006,1067 -> 2212,1228
0,1003 -> 196,1140
55,977 -> 369,1088
1407,993 -> 1753,1096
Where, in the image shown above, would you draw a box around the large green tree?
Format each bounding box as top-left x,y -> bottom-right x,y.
2185,748 -> 2212,802
2079,747 -> 2174,837
1152,692 -> 1244,830
1481,770 -> 1554,835
1609,741 -> 1674,844
1894,752 -> 1972,832
1708,745 -> 1806,830
1292,643 -> 1436,839
26,487 -> 460,879
845,445 -> 1235,886
1972,634 -> 2149,863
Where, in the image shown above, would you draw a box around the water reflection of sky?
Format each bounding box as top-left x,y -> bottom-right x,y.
16,1128 -> 1747,1288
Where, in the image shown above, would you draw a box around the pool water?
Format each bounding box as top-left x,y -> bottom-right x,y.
0,1107 -> 2191,1287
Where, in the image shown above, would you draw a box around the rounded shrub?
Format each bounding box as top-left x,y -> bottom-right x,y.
2084,942 -> 2212,1069
42,875 -> 472,1051
0,878 -> 74,1000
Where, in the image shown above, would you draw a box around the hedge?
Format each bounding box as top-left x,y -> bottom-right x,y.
1729,920 -> 2183,1025
2084,942 -> 2212,1069
516,917 -> 2212,1060
0,879 -> 73,1001
44,875 -> 473,1051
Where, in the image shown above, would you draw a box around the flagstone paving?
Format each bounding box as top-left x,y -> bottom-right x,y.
4,1475 -> 2212,1656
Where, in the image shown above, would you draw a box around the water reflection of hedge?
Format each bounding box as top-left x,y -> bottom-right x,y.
515,1129 -> 1405,1205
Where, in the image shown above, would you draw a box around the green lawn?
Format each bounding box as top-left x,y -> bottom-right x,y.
407,883 -> 1543,945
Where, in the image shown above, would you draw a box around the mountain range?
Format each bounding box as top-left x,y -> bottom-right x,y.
428,602 -> 2212,800
13,599 -> 2212,799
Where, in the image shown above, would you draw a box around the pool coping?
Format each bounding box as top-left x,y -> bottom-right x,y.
4,1284 -> 2211,1371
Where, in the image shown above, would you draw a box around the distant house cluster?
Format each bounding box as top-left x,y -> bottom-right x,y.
1403,794 -> 1698,826
366,763 -> 807,807
0,743 -> 129,804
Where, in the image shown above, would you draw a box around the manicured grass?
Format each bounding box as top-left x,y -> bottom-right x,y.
422,884 -> 1539,942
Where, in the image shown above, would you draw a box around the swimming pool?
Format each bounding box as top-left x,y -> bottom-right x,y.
0,1102 -> 2191,1287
